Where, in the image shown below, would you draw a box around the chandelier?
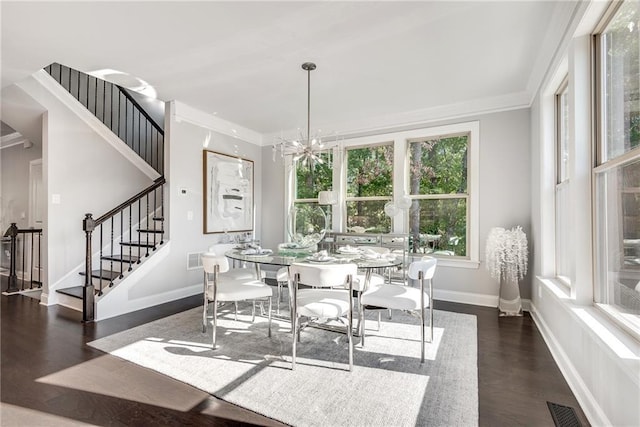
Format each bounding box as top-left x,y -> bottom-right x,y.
272,62 -> 337,167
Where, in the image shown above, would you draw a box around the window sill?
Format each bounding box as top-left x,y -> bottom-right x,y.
409,254 -> 479,269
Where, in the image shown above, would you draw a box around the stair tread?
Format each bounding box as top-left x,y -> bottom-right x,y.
56,286 -> 84,299
79,269 -> 120,280
120,241 -> 156,248
152,217 -> 164,221
101,254 -> 140,262
137,229 -> 164,234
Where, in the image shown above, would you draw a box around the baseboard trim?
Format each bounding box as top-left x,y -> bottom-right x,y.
529,303 -> 611,427
434,289 -> 498,308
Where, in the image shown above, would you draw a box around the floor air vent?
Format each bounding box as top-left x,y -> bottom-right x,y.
547,401 -> 582,427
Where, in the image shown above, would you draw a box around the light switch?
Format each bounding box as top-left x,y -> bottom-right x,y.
187,211 -> 193,221
52,194 -> 61,204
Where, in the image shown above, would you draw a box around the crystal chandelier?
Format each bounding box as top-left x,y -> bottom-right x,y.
272,62 -> 337,167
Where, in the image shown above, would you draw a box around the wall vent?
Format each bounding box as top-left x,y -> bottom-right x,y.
547,401 -> 582,427
187,252 -> 203,270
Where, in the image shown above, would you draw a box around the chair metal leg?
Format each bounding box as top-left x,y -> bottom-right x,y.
420,307 -> 425,363
202,300 -> 208,333
291,277 -> 298,370
360,304 -> 366,347
429,302 -> 434,343
348,275 -> 354,371
268,296 -> 272,338
252,300 -> 256,322
292,312 -> 297,370
212,295 -> 218,349
347,308 -> 353,371
388,308 -> 392,320
276,281 -> 282,315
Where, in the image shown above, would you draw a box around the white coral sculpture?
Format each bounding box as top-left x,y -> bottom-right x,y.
486,226 -> 528,284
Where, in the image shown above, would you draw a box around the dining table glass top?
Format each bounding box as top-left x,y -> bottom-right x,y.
224,249 -> 402,269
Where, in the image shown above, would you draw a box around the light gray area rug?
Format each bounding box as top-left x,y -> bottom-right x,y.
89,304 -> 478,427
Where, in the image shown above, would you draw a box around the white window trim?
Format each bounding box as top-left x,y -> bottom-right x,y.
284,121 -> 480,268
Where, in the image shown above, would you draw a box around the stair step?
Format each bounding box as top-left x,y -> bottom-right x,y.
120,241 -> 156,248
101,254 -> 140,263
79,269 -> 120,281
137,229 -> 164,234
56,286 -> 84,299
152,217 -> 164,222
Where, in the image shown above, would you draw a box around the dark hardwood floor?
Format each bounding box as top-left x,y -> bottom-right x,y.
1,289 -> 589,426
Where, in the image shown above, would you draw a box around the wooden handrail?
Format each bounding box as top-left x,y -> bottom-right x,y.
94,177 -> 165,226
116,85 -> 164,136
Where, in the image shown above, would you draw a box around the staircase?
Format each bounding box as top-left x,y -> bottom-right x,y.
45,63 -> 166,322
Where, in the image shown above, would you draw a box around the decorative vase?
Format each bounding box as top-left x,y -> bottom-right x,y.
486,226 -> 528,317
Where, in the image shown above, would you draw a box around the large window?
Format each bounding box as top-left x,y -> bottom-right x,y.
555,78 -> 573,285
292,151 -> 333,233
345,144 -> 393,233
285,121 -> 479,266
407,134 -> 469,257
595,0 -> 640,333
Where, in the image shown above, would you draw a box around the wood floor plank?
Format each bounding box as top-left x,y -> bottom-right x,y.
1,293 -> 589,426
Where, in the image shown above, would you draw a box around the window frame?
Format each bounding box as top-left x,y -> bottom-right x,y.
344,141 -> 394,234
283,121 -> 479,269
555,76 -> 573,288
592,0 -> 640,338
406,132 -> 471,260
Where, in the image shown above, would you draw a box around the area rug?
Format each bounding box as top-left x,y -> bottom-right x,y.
89,303 -> 478,427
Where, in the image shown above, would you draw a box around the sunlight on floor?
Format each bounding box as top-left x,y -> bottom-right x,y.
35,354 -> 209,411
0,403 -> 94,426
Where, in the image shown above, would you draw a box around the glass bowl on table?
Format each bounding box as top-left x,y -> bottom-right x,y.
287,204 -> 327,251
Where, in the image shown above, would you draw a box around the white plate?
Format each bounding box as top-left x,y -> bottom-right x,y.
337,248 -> 361,254
242,250 -> 272,256
306,257 -> 337,263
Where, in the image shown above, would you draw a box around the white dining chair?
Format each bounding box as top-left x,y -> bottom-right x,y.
201,253 -> 272,349
359,256 -> 437,363
208,243 -> 265,280
288,262 -> 358,371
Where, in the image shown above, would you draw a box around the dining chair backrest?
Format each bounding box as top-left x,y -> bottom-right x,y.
201,253 -> 230,274
407,256 -> 437,281
289,263 -> 358,288
208,243 -> 235,255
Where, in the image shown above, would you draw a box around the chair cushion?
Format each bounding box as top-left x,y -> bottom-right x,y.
361,284 -> 430,311
207,278 -> 272,302
221,268 -> 265,280
352,273 -> 385,291
296,289 -> 351,319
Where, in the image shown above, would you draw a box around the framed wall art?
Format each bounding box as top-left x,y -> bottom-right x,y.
203,150 -> 254,234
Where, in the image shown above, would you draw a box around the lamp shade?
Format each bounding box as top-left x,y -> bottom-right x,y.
318,190 -> 337,205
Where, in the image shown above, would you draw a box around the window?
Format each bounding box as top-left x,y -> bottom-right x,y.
407,134 -> 469,257
555,78 -> 573,285
292,151 -> 333,234
594,0 -> 640,333
345,143 -> 393,233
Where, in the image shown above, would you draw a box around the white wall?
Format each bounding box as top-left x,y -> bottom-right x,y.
261,108 -> 532,304
528,2 -> 640,424
96,101 -> 264,319
14,74 -> 153,303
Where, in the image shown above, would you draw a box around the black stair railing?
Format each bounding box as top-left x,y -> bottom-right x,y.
3,223 -> 43,293
82,177 -> 165,322
44,62 -> 164,175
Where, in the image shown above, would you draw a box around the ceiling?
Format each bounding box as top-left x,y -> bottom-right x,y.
1,1 -> 578,140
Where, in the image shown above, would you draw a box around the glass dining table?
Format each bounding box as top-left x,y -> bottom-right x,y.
224,249 -> 402,290
225,248 -> 402,335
